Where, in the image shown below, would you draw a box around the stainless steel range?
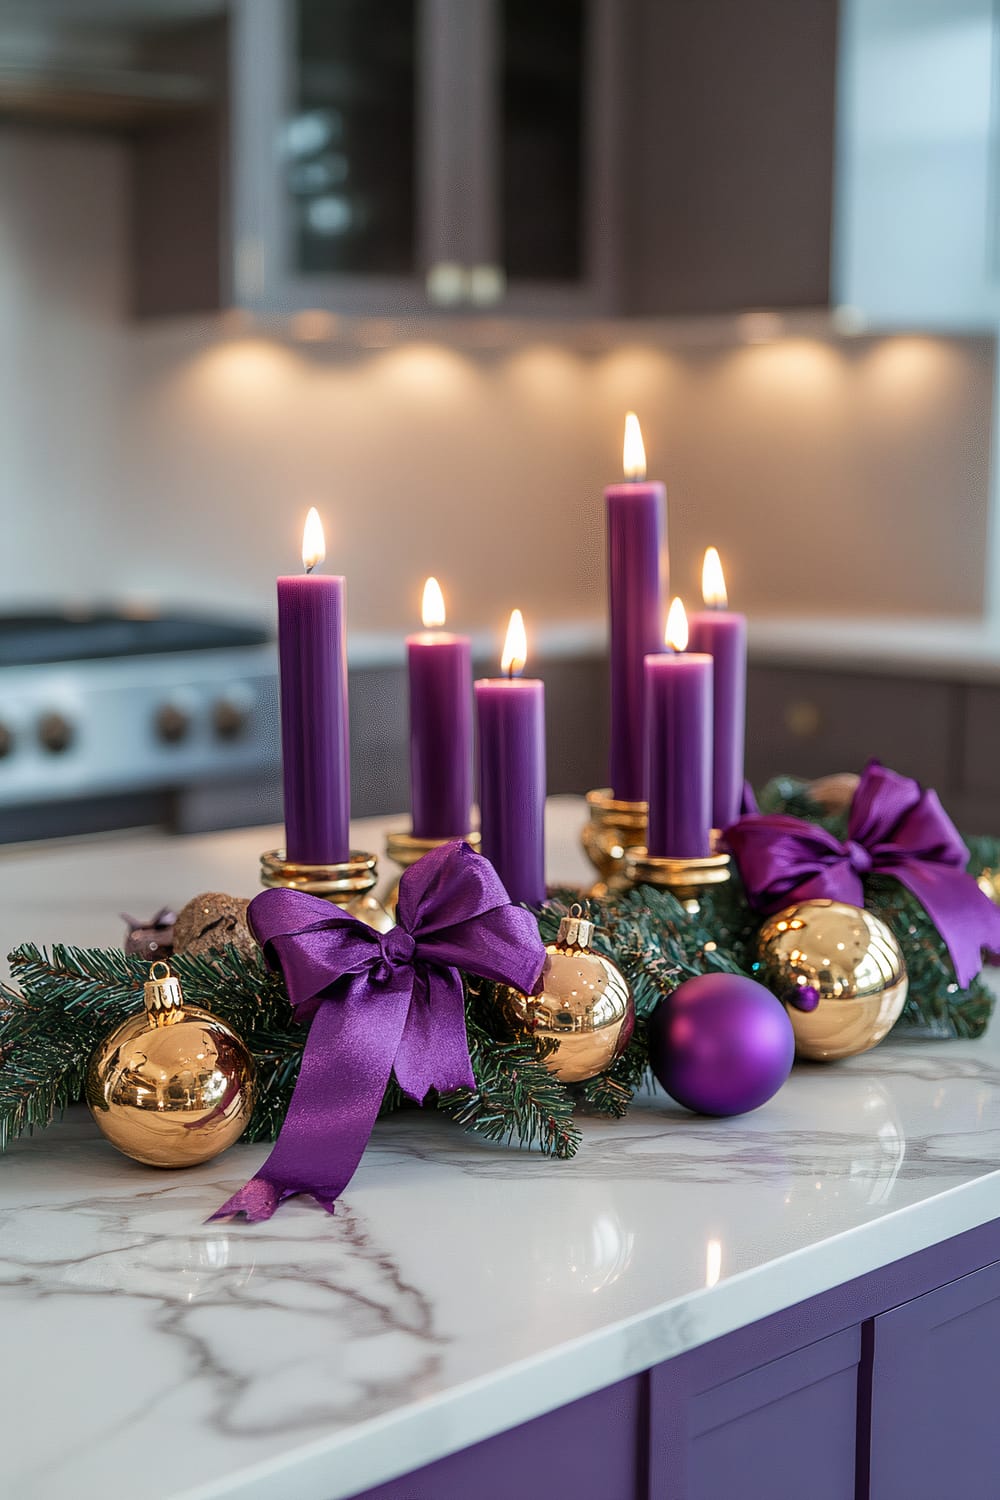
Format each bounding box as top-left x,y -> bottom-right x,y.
0,611 -> 281,841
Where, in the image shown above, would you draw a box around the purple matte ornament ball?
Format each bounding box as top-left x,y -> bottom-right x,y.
649,973 -> 795,1116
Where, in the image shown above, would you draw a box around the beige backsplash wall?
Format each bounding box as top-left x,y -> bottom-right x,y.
0,131 -> 995,633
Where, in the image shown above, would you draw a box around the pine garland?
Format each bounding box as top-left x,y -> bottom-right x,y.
1,776 -> 998,1160
756,776 -> 1000,1038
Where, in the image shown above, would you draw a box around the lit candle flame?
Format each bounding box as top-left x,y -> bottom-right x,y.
501,609 -> 527,678
665,596 -> 689,653
702,546 -> 728,609
302,507 -> 326,573
706,1238 -> 722,1288
622,411 -> 647,482
421,576 -> 446,630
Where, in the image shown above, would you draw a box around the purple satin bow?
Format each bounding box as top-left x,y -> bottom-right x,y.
726,761 -> 1000,988
212,840 -> 546,1223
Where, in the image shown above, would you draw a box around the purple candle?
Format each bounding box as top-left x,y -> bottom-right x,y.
475,610 -> 546,905
645,598 -> 713,858
407,577 -> 473,838
277,507 -> 350,865
606,412 -> 667,802
688,547 -> 748,831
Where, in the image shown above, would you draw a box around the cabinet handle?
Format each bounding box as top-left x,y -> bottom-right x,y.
784,700 -> 822,739
425,261 -> 467,307
234,238 -> 265,303
468,264 -> 507,307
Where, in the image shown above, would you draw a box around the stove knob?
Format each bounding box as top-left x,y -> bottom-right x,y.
38,712 -> 74,754
0,723 -> 14,759
212,697 -> 249,741
155,703 -> 191,745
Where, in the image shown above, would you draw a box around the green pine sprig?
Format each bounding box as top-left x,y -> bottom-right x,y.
2,773 -> 998,1156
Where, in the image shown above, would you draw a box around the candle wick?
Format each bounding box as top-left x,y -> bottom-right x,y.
305,563 -> 315,576
507,662 -> 514,681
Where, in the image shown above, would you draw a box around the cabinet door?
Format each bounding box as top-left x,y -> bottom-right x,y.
483,0 -> 623,314
232,0 -> 443,314
622,0 -> 837,316
347,1374 -> 646,1500
650,1327 -> 862,1499
868,1260 -> 1000,1500
745,668 -> 957,790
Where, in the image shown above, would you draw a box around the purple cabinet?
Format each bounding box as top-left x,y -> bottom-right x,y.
349,1223 -> 1000,1500
650,1327 -> 862,1500
349,1376 -> 647,1500
868,1259 -> 1000,1500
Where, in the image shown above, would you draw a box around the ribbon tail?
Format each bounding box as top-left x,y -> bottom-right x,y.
210,1178 -> 313,1225
887,862 -> 1000,989
210,975 -> 412,1223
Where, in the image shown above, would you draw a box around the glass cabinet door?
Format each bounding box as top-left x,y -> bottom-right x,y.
230,0 -> 621,315
500,0 -> 586,285
289,0 -> 418,279
232,0 -> 435,313
486,0 -> 622,313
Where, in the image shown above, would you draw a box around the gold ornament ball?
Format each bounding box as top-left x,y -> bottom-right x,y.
755,899 -> 908,1062
86,962 -> 257,1168
500,906 -> 634,1083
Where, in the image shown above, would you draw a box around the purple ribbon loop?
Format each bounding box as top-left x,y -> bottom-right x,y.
726,761 -> 1000,988
211,840 -> 546,1223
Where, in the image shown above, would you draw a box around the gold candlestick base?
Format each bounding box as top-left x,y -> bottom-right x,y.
623,846 -> 731,916
581,787 -> 648,896
259,849 -> 394,932
384,829 -> 481,916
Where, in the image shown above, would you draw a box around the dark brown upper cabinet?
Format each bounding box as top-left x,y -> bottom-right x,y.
25,0 -> 992,327
620,0 -> 839,316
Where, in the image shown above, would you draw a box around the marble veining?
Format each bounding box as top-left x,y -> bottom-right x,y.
2,803 -> 1000,1500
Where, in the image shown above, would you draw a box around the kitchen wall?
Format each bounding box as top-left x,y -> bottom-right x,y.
0,132 -> 129,602
0,129 -> 995,638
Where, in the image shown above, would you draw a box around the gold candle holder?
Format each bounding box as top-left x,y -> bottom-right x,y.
581,787 -> 648,896
259,849 -> 394,932
622,844 -> 731,916
384,829 -> 481,916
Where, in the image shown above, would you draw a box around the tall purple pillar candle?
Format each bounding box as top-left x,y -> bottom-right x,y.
645,599 -> 713,858
407,577 -> 473,838
688,548 -> 747,831
475,610 -> 546,906
606,412 -> 667,802
277,508 -> 350,865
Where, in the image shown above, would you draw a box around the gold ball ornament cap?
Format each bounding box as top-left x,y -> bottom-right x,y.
500,905 -> 634,1083
86,962 -> 257,1168
755,899 -> 908,1062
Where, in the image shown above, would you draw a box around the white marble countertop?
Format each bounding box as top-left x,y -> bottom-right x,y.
2,799 -> 1000,1500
